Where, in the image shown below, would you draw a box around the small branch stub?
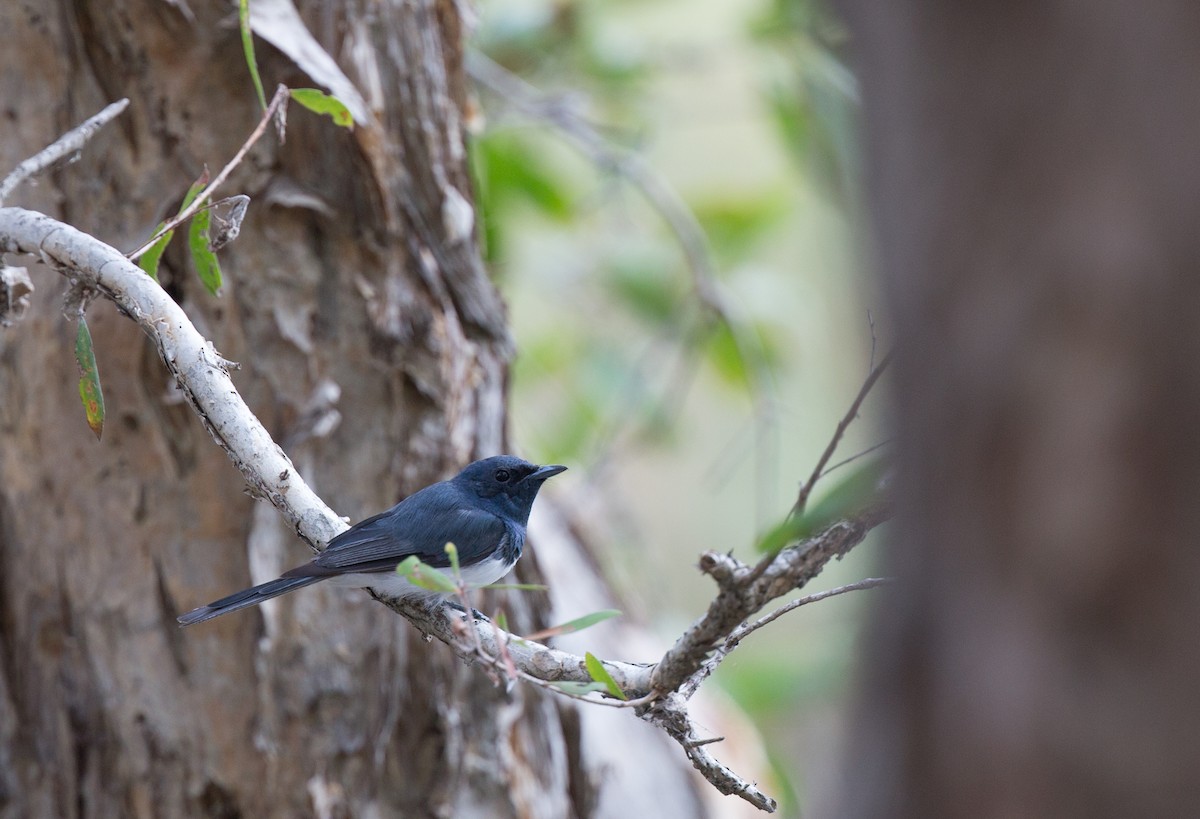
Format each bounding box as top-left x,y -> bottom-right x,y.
0,265 -> 33,326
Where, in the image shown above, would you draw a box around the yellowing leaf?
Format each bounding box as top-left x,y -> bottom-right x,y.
74,318 -> 105,440
290,88 -> 354,128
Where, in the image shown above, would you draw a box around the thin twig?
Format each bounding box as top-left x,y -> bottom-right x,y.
818,439 -> 893,480
0,99 -> 130,205
126,84 -> 290,261
454,610 -> 659,710
651,502 -> 892,698
680,577 -> 891,700
731,577 -> 891,644
867,309 -> 878,371
791,349 -> 893,517
644,692 -> 778,812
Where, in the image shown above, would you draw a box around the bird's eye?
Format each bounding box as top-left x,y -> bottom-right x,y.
494,469 -> 512,483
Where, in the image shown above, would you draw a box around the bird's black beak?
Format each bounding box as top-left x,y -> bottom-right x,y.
532,464 -> 567,481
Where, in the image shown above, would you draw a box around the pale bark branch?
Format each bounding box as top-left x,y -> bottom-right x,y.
680,576 -> 892,700
650,502 -> 892,696
0,102 -> 892,815
0,207 -> 346,551
0,98 -> 130,205
647,691 -> 779,812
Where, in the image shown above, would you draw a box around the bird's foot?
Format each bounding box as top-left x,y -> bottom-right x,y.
444,600 -> 489,622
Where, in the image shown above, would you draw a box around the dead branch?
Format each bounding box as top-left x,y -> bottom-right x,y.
650,502 -> 892,696
0,99 -> 130,205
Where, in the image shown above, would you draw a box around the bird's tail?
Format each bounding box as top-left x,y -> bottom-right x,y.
176,575 -> 322,626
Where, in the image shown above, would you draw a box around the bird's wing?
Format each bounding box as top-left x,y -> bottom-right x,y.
289,485 -> 511,577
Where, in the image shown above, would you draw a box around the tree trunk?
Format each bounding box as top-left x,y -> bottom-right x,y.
830,2 -> 1200,817
0,1 -> 703,816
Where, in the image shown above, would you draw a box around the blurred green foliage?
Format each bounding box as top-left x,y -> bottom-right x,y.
756,458 -> 886,553
472,129 -> 580,266
471,17 -> 795,463
751,0 -> 860,200
471,0 -> 872,814
693,193 -> 790,266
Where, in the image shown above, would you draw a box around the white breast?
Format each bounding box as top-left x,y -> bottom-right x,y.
328,553 -> 517,601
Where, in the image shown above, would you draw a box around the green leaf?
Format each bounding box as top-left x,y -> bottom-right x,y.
412,566 -> 458,594
603,246 -> 680,324
706,322 -> 751,389
754,515 -> 809,556
137,222 -> 171,281
445,542 -> 460,576
548,680 -> 611,697
757,459 -> 885,552
704,320 -> 782,394
395,556 -> 459,594
74,317 -> 105,440
692,192 -> 787,264
180,172 -> 207,212
494,610 -> 509,632
555,609 -> 621,633
239,0 -> 267,110
474,131 -> 575,220
289,88 -> 354,128
136,173 -> 207,280
797,459 -> 884,533
523,609 -> 621,641
394,556 -> 421,577
188,206 -> 223,296
585,652 -> 627,700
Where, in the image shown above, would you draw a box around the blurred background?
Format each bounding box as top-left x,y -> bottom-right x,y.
9,1 -> 1193,816
470,0 -> 884,811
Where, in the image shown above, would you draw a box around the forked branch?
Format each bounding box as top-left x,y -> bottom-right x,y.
0,98 -> 893,816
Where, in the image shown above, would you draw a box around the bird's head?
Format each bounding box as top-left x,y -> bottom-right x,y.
454,455 -> 567,524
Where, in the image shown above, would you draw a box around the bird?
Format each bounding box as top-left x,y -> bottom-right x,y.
177,455 -> 566,626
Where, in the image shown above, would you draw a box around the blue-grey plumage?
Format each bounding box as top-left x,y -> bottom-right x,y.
177,456 -> 566,626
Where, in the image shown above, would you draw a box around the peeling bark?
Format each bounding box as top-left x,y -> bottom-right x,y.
0,1 -> 702,816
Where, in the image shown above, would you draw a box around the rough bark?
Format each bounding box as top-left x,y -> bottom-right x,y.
0,1 -> 703,817
830,2 -> 1200,817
